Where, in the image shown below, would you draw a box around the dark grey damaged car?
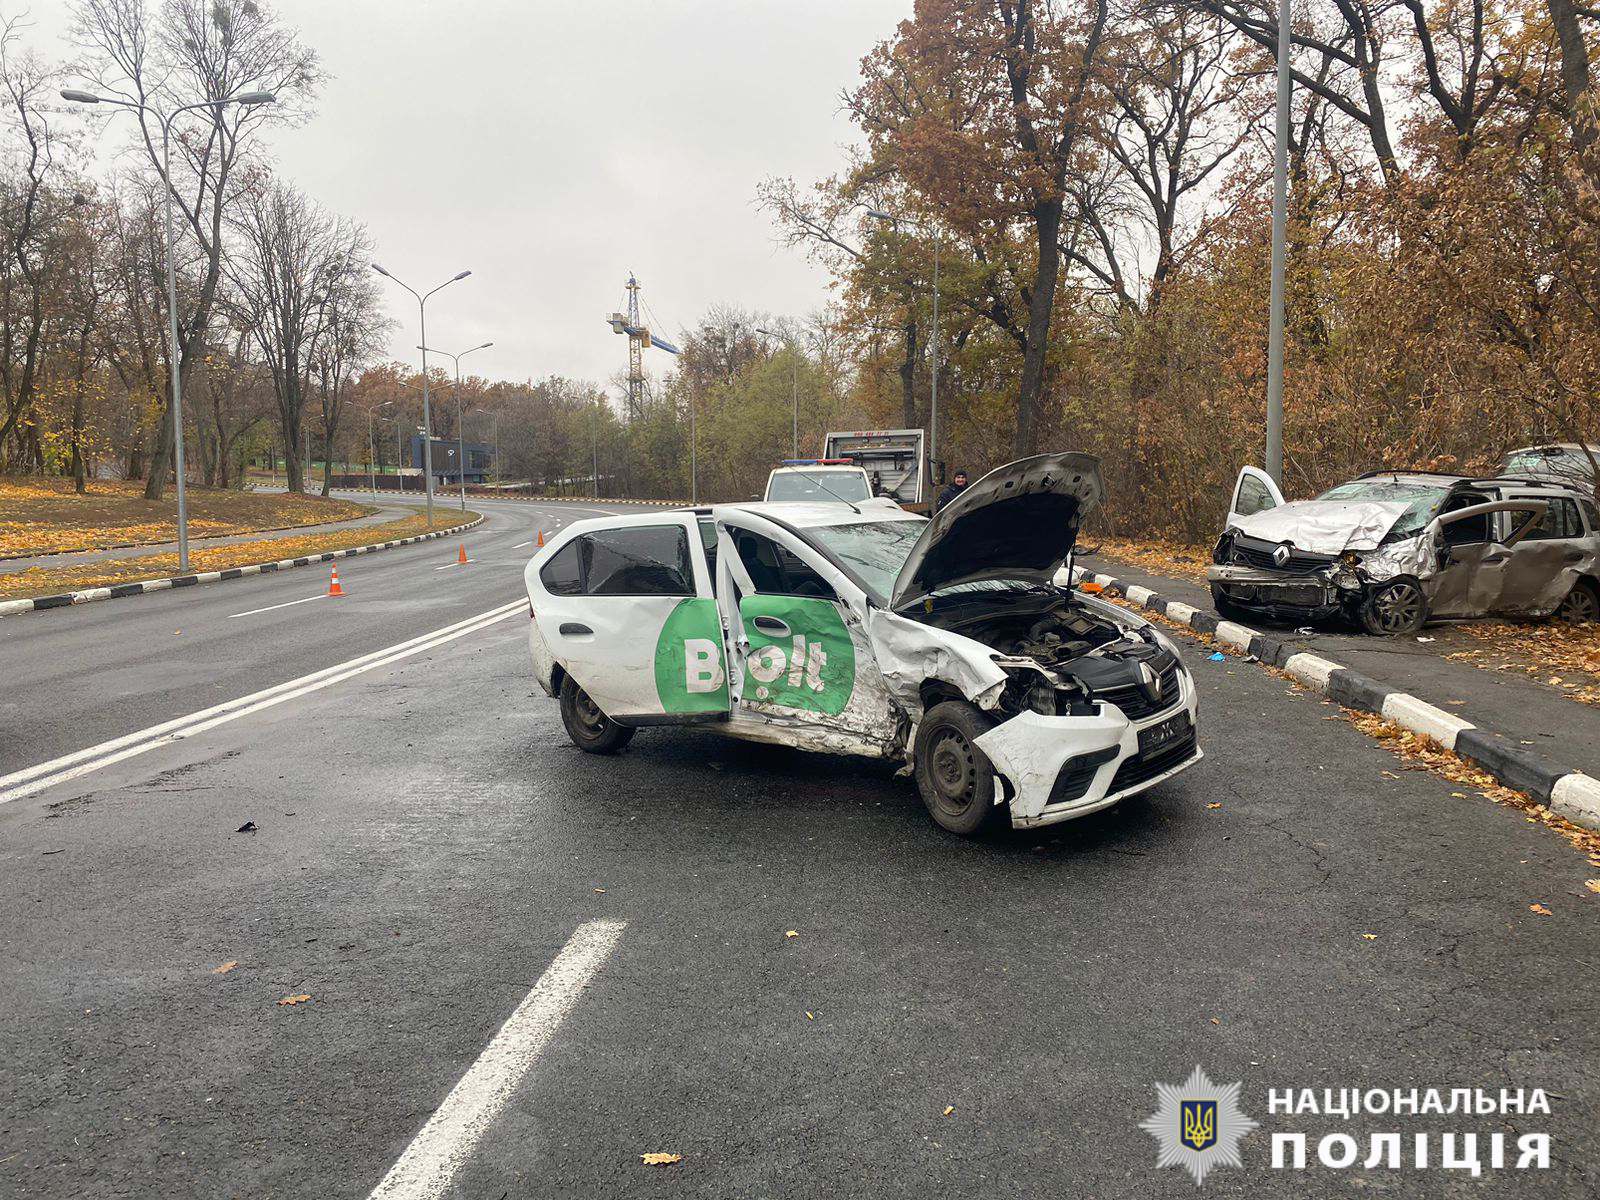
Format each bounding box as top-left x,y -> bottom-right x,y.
1206,468 -> 1600,635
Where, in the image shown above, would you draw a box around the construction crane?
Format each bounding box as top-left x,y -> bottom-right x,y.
607,273 -> 680,418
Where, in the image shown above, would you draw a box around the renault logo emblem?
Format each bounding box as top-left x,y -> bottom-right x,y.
1271,543 -> 1292,567
1138,662 -> 1163,701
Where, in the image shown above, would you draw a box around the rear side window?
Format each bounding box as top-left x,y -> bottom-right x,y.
584,525 -> 694,596
1581,499 -> 1599,532
540,541 -> 583,595
1520,497 -> 1583,540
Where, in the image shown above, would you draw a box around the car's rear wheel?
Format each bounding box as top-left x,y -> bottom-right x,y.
1360,578 -> 1428,636
913,701 -> 999,836
560,677 -> 635,754
1555,579 -> 1599,624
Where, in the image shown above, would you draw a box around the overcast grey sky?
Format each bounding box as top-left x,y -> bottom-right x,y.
30,0 -> 909,394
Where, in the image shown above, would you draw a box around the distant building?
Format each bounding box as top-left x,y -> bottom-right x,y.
409,434 -> 494,485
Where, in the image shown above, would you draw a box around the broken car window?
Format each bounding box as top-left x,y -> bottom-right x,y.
766,471 -> 872,503
583,526 -> 695,596
1318,479 -> 1448,542
808,520 -> 923,600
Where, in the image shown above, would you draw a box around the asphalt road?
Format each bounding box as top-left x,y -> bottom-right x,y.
2,494 -> 1596,1198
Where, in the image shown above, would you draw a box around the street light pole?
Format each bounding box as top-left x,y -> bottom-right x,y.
471,407 -> 499,489
1264,0 -> 1291,486
61,87 -> 277,572
371,266 -> 473,524
418,342 -> 493,511
867,210 -> 939,491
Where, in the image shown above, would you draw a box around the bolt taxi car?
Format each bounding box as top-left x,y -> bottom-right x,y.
524,454 -> 1201,835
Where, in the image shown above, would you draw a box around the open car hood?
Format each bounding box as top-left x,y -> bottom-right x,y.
1230,499 -> 1416,554
890,453 -> 1104,610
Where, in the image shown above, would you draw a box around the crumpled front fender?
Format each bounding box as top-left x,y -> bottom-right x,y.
865,608 -> 1009,715
973,709 -> 1135,820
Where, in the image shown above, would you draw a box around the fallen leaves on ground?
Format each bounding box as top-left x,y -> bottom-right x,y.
640,1153 -> 681,1167
1585,880 -> 1600,894
1342,709 -> 1600,861
212,961 -> 238,974
0,508 -> 478,600
1530,903 -> 1553,916
1205,802 -> 1222,810
1361,934 -> 1379,940
0,478 -> 369,557
784,930 -> 799,938
1445,620 -> 1600,708
943,1106 -> 955,1117
277,994 -> 311,1006
1086,536 -> 1212,584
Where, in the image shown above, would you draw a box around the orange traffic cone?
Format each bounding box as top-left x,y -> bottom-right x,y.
536,529 -> 545,547
457,544 -> 468,564
328,566 -> 345,597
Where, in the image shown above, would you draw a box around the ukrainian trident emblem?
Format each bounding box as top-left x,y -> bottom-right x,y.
1139,1066 -> 1258,1185
1181,1099 -> 1217,1151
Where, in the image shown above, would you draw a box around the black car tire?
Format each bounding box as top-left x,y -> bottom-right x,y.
1359,577 -> 1429,636
1555,579 -> 1599,624
913,701 -> 1001,836
560,676 -> 635,754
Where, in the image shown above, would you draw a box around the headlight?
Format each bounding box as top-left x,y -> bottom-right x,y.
1027,678 -> 1056,714
1212,532 -> 1234,565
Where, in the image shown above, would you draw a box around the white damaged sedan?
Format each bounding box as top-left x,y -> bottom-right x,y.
523,453 -> 1201,834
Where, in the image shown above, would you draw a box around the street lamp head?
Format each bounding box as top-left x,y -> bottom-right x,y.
866,209 -> 896,222
452,270 -> 472,281
235,91 -> 276,105
370,263 -> 391,278
60,88 -> 103,104
475,342 -> 493,351
755,327 -> 776,337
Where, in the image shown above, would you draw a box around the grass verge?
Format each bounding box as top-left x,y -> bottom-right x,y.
0,508 -> 479,600
0,478 -> 371,558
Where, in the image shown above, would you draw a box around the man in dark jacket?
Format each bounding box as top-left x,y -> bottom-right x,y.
936,469 -> 969,513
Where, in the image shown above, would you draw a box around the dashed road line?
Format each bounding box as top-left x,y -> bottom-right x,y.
367,920 -> 627,1200
227,594 -> 327,619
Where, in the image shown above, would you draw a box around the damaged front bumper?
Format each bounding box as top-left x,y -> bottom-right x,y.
1206,563 -> 1352,620
973,673 -> 1202,829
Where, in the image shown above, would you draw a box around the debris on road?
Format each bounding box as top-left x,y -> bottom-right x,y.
277,994 -> 311,1005
235,821 -> 258,833
785,930 -> 799,938
640,1153 -> 681,1167
212,961 -> 238,975
1207,651 -> 1225,661
943,1106 -> 955,1117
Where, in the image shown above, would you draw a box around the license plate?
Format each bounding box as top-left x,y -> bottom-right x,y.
1138,712 -> 1190,756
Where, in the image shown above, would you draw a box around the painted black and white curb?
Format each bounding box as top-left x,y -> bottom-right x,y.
1072,567 -> 1600,833
0,516 -> 484,620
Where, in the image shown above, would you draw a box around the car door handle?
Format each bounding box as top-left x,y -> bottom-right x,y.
751,615 -> 791,637
1565,551 -> 1586,563
558,622 -> 593,637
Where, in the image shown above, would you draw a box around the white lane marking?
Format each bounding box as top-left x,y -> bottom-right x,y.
367,920 -> 626,1200
0,600 -> 527,806
511,541 -> 532,549
228,594 -> 327,619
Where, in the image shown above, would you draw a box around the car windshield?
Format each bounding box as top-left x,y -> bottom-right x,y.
807,519 -> 923,599
1317,479 -> 1449,541
767,470 -> 871,503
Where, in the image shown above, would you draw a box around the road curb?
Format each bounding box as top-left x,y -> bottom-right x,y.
1073,567 -> 1600,832
0,516 -> 485,620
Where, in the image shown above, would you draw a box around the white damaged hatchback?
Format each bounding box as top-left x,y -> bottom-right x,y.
523,453 -> 1201,835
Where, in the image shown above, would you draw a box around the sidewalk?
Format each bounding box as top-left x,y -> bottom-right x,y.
0,499 -> 412,575
1077,549 -> 1600,783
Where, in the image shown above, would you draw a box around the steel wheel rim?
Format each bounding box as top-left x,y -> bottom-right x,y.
1373,582 -> 1423,632
928,727 -> 978,816
574,690 -> 606,735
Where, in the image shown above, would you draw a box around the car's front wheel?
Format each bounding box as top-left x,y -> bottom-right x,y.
913,701 -> 1000,835
1359,577 -> 1428,636
1555,579 -> 1599,624
560,677 -> 635,754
